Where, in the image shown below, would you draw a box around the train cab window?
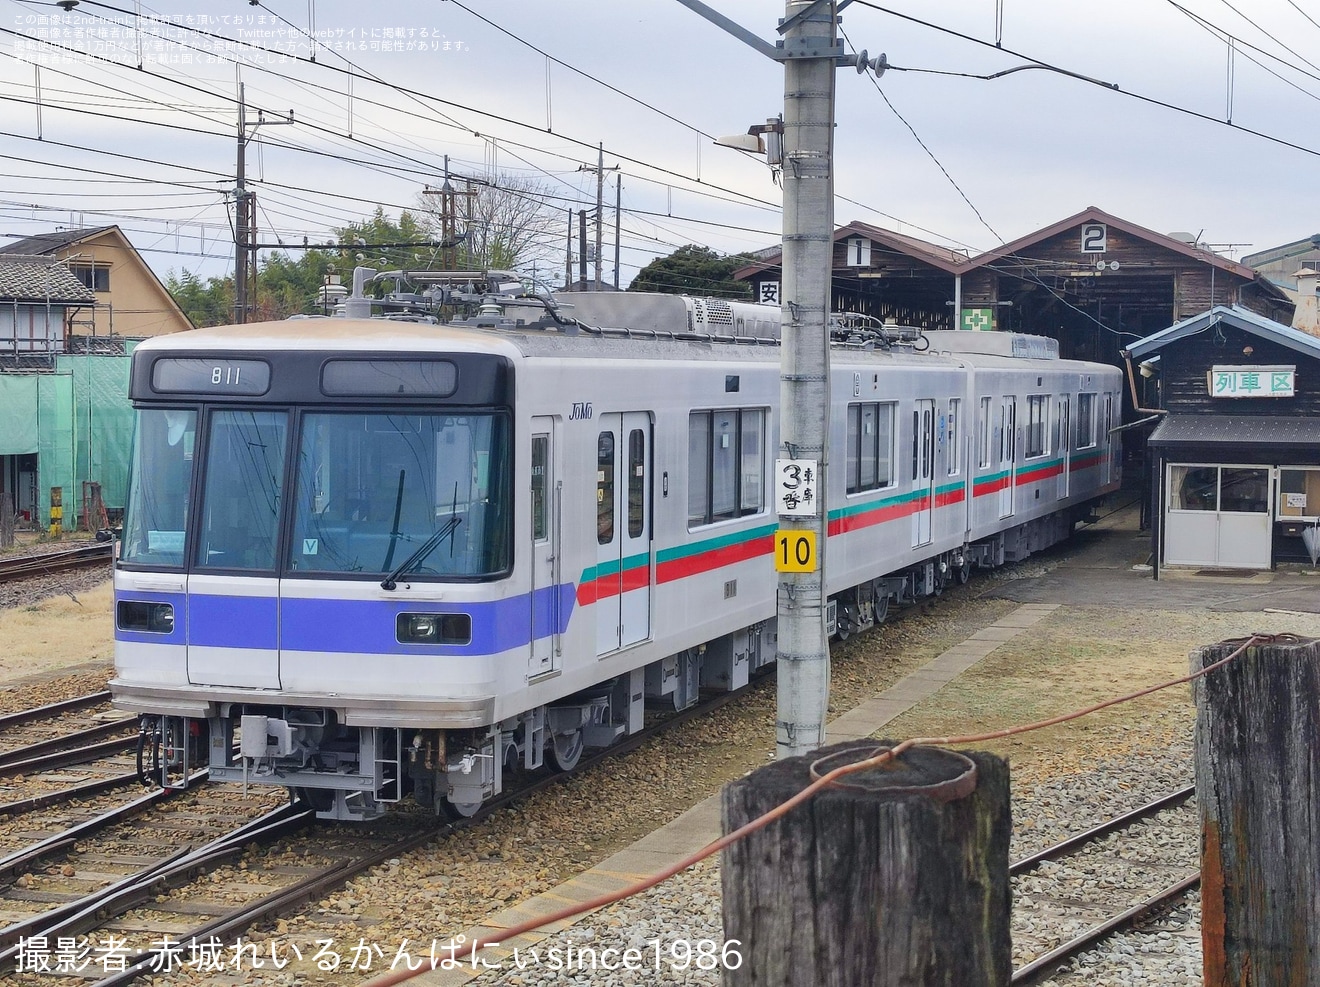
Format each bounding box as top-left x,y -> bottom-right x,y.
120,408 -> 197,567
597,432 -> 615,544
1077,393 -> 1096,449
688,409 -> 766,528
196,410 -> 289,571
1025,395 -> 1048,459
286,411 -> 511,578
978,396 -> 992,469
846,402 -> 895,494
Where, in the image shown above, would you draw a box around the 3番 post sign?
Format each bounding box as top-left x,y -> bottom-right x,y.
1208,365 -> 1295,398
776,458 -> 819,572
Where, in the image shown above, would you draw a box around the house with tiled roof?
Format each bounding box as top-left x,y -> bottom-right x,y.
0,225 -> 192,340
0,254 -> 94,358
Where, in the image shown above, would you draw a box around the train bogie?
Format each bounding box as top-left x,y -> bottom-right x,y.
112,303 -> 1121,820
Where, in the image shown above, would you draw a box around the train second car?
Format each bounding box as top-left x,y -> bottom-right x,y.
111,303 -> 1121,819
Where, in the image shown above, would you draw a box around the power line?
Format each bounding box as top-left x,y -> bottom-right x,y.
853,0 -> 1320,161
839,25 -> 1002,244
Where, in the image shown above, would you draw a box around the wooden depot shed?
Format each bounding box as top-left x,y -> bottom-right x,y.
732,219 -> 970,330
1123,306 -> 1320,575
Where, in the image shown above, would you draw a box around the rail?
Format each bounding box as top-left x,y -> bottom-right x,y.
0,543 -> 113,582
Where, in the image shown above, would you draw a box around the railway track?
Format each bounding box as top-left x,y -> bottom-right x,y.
1,672 -> 773,983
1010,785 -> 1200,984
0,543 -> 113,583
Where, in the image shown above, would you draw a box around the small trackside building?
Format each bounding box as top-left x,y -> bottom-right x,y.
1124,305 -> 1320,575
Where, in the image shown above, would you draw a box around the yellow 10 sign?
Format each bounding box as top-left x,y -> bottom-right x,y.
774,529 -> 818,572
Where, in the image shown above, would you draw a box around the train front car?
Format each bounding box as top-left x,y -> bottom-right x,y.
112,321 -> 521,820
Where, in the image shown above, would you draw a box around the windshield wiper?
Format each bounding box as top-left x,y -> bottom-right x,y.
380,514 -> 462,591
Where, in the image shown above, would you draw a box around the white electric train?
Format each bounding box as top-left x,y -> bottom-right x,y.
111,289 -> 1122,820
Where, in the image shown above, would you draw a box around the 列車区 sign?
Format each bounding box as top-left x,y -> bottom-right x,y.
1209,365 -> 1295,398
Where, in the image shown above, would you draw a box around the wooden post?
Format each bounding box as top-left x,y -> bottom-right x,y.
721,740 -> 1010,986
0,492 -> 13,549
1194,635 -> 1320,987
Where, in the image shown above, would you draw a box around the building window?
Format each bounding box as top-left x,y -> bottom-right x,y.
845,402 -> 895,494
1076,393 -> 1095,449
70,264 -> 110,293
1025,395 -> 1048,459
688,409 -> 765,528
1279,467 -> 1320,523
947,398 -> 960,476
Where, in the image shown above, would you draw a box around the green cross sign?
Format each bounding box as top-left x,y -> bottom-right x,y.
960,307 -> 993,331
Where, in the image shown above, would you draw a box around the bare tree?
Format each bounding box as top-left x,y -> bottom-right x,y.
415,173 -> 563,277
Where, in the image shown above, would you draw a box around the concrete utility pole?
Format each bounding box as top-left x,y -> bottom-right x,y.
578,144 -> 619,290
675,0 -> 876,758
234,83 -> 292,324
234,83 -> 251,325
774,0 -> 837,757
614,175 -> 622,289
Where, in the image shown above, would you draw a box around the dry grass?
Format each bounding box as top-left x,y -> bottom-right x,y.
0,577 -> 114,686
883,604 -> 1320,785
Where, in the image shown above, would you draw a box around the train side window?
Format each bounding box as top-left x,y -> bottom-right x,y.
978,396 -> 991,469
688,413 -> 710,527
1025,395 -> 1047,459
947,399 -> 960,476
688,408 -> 766,528
597,431 -> 615,545
627,428 -> 645,538
740,412 -> 764,514
531,435 -> 548,542
711,414 -> 738,522
846,402 -> 895,494
1077,393 -> 1096,449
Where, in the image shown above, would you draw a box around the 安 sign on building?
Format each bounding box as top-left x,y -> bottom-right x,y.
1208,365 -> 1295,398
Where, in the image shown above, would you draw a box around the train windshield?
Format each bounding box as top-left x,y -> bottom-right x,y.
121,408 -> 197,567
287,411 -> 511,578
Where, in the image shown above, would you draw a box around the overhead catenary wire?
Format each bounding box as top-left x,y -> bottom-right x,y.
853,0 -> 1320,162
839,24 -> 1004,245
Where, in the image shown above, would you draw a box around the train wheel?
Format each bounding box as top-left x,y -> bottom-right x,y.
956,558 -> 972,584
874,593 -> 889,625
440,798 -> 484,820
548,730 -> 583,772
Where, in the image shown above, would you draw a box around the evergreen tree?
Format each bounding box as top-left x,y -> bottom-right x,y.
630,245 -> 753,299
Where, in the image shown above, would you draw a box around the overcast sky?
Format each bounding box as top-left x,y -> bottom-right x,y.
1,0 -> 1317,288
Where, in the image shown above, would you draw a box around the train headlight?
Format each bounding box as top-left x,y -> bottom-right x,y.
117,601 -> 175,634
396,612 -> 471,645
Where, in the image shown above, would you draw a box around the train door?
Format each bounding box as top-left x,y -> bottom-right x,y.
595,413 -> 652,656
188,409 -> 286,689
911,400 -> 935,547
529,419 -> 558,678
999,396 -> 1016,519
1057,396 -> 1070,500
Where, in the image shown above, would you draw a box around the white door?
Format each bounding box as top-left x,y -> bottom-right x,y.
528,420 -> 558,678
1057,396 -> 1070,500
912,400 -> 935,547
1165,465 -> 1273,569
595,413 -> 652,656
999,396 -> 1016,519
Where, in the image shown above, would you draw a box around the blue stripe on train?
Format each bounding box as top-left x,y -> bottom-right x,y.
115,584 -> 578,656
